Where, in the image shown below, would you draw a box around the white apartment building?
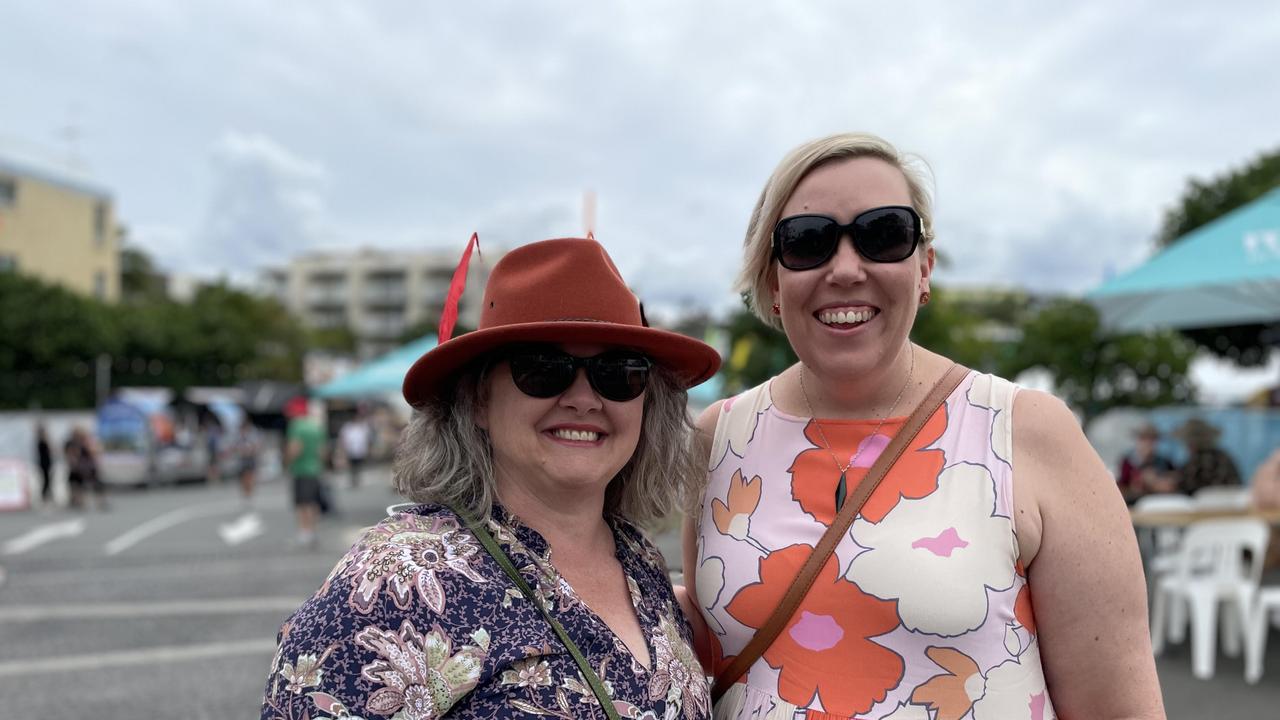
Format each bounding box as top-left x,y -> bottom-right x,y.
264,246 -> 498,358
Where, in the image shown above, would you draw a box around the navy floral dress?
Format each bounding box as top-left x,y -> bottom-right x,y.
260,504 -> 711,720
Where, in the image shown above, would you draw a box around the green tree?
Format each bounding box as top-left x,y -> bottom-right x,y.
0,272 -> 120,408
112,283 -> 307,391
720,304 -> 797,395
1157,146 -> 1280,247
911,286 -> 1013,373
309,325 -> 359,353
1002,298 -> 1197,427
119,241 -> 166,302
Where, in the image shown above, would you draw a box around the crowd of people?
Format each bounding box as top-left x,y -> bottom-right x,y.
1115,415 -> 1280,513
33,423 -> 108,511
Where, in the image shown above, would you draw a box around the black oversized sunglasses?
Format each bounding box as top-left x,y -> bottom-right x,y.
504,346 -> 652,402
772,205 -> 923,270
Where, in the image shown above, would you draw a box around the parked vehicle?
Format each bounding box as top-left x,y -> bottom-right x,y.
96,388 -> 245,487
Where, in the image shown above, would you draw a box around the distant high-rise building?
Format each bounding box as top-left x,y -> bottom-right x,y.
264,246 -> 499,358
0,155 -> 120,301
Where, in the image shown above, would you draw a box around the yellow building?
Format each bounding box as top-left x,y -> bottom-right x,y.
0,156 -> 120,301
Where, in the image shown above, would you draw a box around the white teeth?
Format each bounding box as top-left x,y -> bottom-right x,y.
552,429 -> 599,442
819,309 -> 873,326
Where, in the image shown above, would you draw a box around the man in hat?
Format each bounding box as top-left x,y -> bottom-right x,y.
1116,422 -> 1174,505
1156,417 -> 1241,495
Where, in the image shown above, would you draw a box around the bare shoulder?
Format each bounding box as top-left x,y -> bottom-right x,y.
1011,389 -> 1118,566
1012,388 -> 1087,457
694,399 -> 726,443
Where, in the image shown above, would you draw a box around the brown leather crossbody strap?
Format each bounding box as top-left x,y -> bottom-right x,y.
710,363 -> 968,702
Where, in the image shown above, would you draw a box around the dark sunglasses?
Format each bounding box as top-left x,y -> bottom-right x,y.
503,346 -> 652,402
772,205 -> 923,270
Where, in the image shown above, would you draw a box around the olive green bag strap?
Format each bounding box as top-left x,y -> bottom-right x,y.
452,508 -> 622,720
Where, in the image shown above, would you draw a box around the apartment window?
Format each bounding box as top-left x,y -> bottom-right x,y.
94,202 -> 108,246
0,253 -> 17,272
94,271 -> 107,299
0,177 -> 15,208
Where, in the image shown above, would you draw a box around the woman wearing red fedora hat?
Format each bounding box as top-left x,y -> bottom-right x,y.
262,238 -> 720,720
683,133 -> 1164,719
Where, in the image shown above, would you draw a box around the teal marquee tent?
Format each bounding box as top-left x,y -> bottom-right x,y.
1088,188 -> 1280,331
314,334 -> 437,399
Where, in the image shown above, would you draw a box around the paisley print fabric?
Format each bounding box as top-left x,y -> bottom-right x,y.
262,503 -> 711,720
697,371 -> 1057,720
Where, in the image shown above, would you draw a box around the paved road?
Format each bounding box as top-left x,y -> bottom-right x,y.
1,467 -> 1277,718
0,470 -> 397,719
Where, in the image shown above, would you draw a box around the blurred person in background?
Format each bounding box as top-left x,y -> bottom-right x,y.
1249,448 -> 1280,568
261,237 -> 719,720
35,422 -> 54,507
284,397 -> 326,548
337,406 -> 371,488
685,132 -> 1163,719
1115,422 -> 1174,504
204,415 -> 224,484
232,421 -> 261,508
1146,417 -> 1241,495
1252,448 -> 1280,510
64,426 -> 107,511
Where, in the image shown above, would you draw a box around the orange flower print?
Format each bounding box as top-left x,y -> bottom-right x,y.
724,544 -> 903,716
789,409 -> 946,526
1014,584 -> 1037,636
711,470 -> 765,551
910,646 -> 981,720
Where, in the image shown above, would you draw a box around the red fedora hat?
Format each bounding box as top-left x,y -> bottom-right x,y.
402,238 -> 722,406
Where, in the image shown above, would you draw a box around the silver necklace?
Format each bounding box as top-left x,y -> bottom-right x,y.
798,345 -> 915,511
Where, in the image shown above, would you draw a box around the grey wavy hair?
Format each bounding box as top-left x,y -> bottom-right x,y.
392,359 -> 699,528
735,131 -> 936,330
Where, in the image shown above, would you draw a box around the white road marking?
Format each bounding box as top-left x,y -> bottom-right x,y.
2,518 -> 87,555
217,511 -> 264,546
0,638 -> 279,677
103,500 -> 239,555
0,596 -> 305,623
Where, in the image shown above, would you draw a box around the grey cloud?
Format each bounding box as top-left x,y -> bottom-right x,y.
2,0 -> 1279,310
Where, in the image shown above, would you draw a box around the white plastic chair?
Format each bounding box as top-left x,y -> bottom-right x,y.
1135,494 -> 1196,643
1244,585 -> 1280,683
1192,485 -> 1251,510
1150,518 -> 1270,679
1135,494 -> 1195,565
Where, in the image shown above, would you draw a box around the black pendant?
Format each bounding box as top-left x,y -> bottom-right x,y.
835,470 -> 847,512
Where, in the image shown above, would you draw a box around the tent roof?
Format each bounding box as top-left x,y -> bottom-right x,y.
314,334 -> 437,400
1088,188 -> 1280,331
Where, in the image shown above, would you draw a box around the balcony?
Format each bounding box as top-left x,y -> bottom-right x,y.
362,286 -> 408,308
306,288 -> 348,309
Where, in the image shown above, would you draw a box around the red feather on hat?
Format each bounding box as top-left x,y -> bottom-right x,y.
438,233 -> 480,343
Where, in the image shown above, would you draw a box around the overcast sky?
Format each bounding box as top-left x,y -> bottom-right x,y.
3,0 -> 1278,316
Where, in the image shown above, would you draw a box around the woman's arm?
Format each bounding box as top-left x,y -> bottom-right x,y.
1013,390 -> 1166,720
681,400 -> 723,672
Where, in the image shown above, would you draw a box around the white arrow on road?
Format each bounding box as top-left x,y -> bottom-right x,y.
104,501 -> 238,556
217,511 -> 264,546
2,518 -> 87,555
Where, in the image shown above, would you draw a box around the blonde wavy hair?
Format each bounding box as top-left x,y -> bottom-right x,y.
735,132 -> 936,330
392,357 -> 698,529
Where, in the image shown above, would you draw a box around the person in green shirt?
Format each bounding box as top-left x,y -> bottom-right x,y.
285,396 -> 327,548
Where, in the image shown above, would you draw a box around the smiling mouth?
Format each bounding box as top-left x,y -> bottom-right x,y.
548,428 -> 602,443
816,308 -> 877,328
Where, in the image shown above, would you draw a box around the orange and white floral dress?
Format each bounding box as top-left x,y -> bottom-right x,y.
695,371 -> 1056,720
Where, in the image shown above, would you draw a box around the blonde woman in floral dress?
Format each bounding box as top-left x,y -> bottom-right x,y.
682,134 -> 1166,720
262,238 -> 720,720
